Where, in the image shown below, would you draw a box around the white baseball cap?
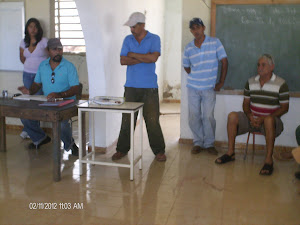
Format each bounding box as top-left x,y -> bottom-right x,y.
124,12 -> 145,27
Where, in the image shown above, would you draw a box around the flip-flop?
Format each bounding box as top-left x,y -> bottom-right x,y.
259,163 -> 273,176
215,153 -> 235,164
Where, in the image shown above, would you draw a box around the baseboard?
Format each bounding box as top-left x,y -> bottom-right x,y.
81,94 -> 89,100
6,124 -> 52,133
178,138 -> 295,152
162,99 -> 181,103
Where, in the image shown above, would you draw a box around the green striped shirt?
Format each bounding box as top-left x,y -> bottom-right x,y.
244,74 -> 289,117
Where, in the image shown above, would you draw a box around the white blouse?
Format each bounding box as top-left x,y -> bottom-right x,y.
20,37 -> 48,74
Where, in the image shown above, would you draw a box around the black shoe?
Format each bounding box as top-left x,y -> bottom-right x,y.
28,136 -> 51,149
112,151 -> 127,160
71,143 -> 79,156
295,171 -> 300,180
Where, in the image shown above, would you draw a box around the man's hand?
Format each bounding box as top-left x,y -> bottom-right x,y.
184,67 -> 191,74
248,113 -> 264,128
47,92 -> 61,101
214,81 -> 224,91
18,86 -> 29,95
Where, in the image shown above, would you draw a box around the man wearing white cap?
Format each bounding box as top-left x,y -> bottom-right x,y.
112,12 -> 166,162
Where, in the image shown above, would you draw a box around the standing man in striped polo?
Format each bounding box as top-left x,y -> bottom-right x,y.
183,18 -> 228,155
215,54 -> 289,176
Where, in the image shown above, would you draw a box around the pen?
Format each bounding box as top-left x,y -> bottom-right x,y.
54,98 -> 64,102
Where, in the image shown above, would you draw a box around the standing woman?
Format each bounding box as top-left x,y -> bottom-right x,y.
19,18 -> 48,139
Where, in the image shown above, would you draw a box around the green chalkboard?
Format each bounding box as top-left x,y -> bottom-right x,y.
215,4 -> 300,91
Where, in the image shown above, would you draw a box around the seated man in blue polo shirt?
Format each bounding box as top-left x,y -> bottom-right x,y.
18,38 -> 80,156
112,12 -> 166,162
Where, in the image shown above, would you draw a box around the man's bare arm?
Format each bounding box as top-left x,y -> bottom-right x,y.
270,103 -> 289,118
18,82 -> 42,95
243,98 -> 252,119
127,52 -> 160,63
47,85 -> 80,100
120,56 -> 141,65
215,57 -> 228,91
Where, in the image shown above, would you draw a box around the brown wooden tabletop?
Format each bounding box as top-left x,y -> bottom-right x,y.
0,97 -> 78,182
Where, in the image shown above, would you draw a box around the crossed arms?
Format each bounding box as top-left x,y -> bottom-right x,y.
120,52 -> 160,65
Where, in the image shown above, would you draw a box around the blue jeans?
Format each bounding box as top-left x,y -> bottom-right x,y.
187,87 -> 216,148
23,71 -> 43,95
21,119 -> 74,150
22,72 -> 43,134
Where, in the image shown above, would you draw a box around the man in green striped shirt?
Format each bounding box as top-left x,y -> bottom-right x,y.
215,54 -> 289,176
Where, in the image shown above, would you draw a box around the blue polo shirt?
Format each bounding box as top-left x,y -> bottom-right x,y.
34,57 -> 79,99
120,31 -> 160,88
183,36 -> 227,90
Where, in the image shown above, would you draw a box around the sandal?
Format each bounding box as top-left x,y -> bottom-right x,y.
259,163 -> 273,176
215,153 -> 235,164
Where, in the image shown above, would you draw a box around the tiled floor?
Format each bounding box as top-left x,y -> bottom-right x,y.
0,103 -> 300,225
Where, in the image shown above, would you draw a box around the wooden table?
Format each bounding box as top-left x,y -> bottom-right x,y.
77,101 -> 144,180
0,97 -> 79,182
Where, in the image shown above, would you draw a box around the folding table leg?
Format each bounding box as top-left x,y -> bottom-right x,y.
130,112 -> 134,180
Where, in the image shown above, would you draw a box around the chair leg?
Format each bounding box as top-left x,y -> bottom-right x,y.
244,132 -> 251,160
252,133 -> 255,156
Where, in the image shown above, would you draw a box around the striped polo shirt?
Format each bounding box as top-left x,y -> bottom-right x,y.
183,35 -> 227,90
244,73 -> 289,117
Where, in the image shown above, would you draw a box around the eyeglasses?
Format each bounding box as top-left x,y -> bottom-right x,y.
51,72 -> 55,84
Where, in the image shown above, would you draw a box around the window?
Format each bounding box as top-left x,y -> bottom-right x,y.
55,0 -> 86,53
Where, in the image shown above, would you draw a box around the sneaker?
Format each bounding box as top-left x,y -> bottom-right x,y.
155,152 -> 167,162
28,136 -> 51,149
112,151 -> 127,160
20,131 -> 30,139
191,145 -> 203,154
70,143 -> 79,156
206,146 -> 218,155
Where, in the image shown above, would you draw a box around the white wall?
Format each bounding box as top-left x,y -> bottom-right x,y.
180,0 -> 300,147
162,0 -> 182,100
0,0 -> 51,95
75,0 -> 165,147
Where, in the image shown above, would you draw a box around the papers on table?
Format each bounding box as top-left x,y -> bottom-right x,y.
13,94 -> 47,101
91,96 -> 124,106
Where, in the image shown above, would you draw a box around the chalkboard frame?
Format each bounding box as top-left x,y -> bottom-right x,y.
211,0 -> 300,97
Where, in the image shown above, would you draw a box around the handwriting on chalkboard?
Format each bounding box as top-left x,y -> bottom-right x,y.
214,4 -> 300,91
223,6 -> 298,25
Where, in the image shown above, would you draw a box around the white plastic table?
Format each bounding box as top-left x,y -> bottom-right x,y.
77,101 -> 144,180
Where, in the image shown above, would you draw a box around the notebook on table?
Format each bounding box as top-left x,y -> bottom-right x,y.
38,99 -> 75,107
13,94 -> 47,101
